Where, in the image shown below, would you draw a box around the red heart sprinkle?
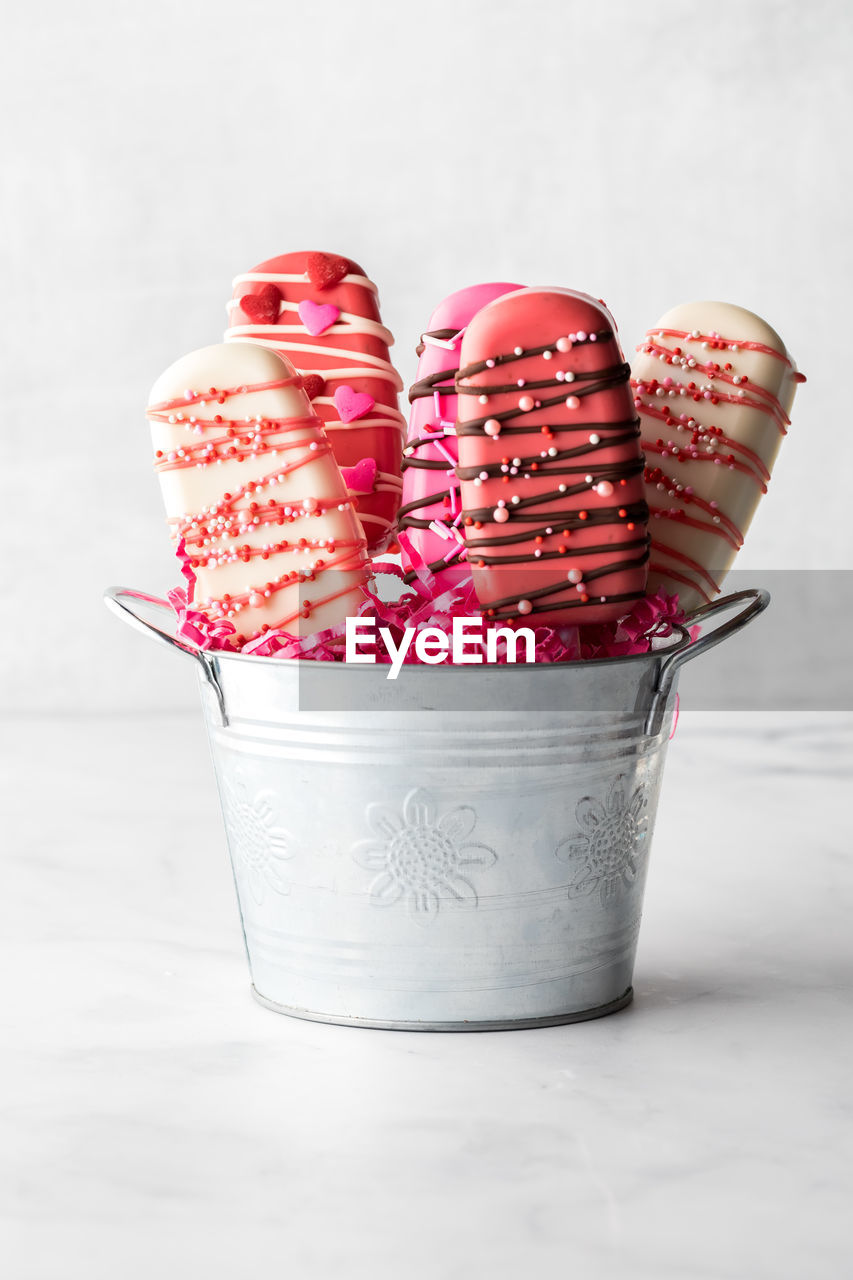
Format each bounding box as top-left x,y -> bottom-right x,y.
301,374 -> 325,400
239,284 -> 281,325
305,253 -> 350,290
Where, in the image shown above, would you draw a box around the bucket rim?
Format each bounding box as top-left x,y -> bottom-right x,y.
110,588 -> 692,674
206,628 -> 691,673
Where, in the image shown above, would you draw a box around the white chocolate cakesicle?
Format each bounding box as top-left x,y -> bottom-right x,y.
632,301 -> 803,613
147,342 -> 370,643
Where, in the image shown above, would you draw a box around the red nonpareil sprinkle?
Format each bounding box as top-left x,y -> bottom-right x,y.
301,374 -> 325,400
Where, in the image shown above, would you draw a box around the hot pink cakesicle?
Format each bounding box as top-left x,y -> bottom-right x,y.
455,288 -> 650,626
632,301 -> 803,612
147,342 -> 370,644
398,282 -> 522,582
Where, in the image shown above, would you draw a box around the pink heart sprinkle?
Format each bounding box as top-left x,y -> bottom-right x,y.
341,457 -> 378,494
297,299 -> 339,335
334,385 -> 375,424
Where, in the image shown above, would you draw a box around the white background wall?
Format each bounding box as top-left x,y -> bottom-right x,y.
4,0 -> 851,712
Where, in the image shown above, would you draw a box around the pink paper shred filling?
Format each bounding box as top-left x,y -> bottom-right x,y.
167,532 -> 686,664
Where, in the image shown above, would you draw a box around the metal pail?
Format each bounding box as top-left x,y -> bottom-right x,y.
106,587 -> 767,1030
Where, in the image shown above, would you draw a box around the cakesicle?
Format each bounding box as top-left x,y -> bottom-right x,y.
398,282 -> 522,583
632,301 -> 803,612
455,287 -> 649,626
226,251 -> 405,550
147,342 -> 370,643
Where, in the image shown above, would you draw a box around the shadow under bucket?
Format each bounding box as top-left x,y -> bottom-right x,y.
105,587 -> 768,1030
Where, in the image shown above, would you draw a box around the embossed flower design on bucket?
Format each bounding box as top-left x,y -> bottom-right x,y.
352,788 -> 497,923
555,775 -> 648,905
222,770 -> 296,905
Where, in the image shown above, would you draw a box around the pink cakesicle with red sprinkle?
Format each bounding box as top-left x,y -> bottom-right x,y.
398,282 -> 522,583
455,287 -> 650,626
632,300 -> 803,613
147,341 -> 370,645
225,251 -> 406,551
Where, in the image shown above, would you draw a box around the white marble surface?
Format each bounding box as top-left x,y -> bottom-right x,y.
3,711 -> 851,1279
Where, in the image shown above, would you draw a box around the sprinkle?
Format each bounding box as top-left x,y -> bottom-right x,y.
567,569 -> 583,583
423,332 -> 458,350
596,480 -> 614,497
589,433 -> 600,444
543,350 -> 553,361
519,395 -> 535,412
478,394 -> 489,405
514,346 -> 523,356
564,371 -> 575,383
484,419 -> 502,437
517,599 -> 533,615
565,396 -> 580,410
493,507 -> 509,523
556,337 -> 572,353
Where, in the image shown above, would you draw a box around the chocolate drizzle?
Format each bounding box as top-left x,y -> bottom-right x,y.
456,327 -> 650,620
398,327 -> 468,575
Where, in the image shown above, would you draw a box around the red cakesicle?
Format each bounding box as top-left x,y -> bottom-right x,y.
226,251 -> 406,550
455,288 -> 650,626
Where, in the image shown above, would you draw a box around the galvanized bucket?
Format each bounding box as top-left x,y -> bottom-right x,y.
105,586 -> 767,1030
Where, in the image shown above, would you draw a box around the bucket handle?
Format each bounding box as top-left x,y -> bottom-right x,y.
644,587 -> 770,736
103,587 -> 228,725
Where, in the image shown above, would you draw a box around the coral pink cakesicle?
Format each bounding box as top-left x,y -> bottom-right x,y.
147,342 -> 370,643
226,252 -> 406,551
398,282 -> 522,583
632,301 -> 803,612
455,288 -> 650,626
